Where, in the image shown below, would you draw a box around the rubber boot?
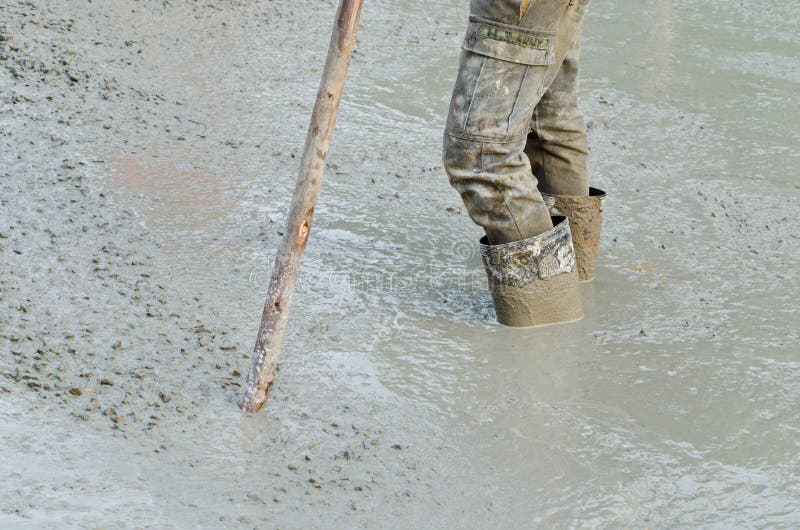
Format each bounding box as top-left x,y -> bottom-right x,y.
543,187 -> 606,282
480,216 -> 583,328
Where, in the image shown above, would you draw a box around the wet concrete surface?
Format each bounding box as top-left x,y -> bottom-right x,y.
1,0 -> 799,527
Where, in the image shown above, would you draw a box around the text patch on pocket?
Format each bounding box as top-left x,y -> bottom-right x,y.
463,16 -> 556,66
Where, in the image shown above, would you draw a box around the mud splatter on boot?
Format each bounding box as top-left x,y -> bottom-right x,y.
480,216 -> 583,327
543,188 -> 606,282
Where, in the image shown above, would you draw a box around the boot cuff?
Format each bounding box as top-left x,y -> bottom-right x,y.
543,186 -> 606,210
480,216 -> 576,288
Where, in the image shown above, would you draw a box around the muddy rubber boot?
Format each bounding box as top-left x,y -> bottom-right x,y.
543,187 -> 606,282
480,216 -> 583,328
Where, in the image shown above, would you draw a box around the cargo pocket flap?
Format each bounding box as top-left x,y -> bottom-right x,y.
462,16 -> 556,66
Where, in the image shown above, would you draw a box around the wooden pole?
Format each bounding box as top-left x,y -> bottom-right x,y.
239,0 -> 365,413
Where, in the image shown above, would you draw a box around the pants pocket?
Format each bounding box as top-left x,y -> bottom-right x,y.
446,17 -> 556,140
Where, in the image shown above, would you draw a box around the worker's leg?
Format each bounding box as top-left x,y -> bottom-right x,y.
444,0 -> 590,244
443,0 -> 590,326
524,16 -> 607,282
442,48 -> 553,245
525,36 -> 589,196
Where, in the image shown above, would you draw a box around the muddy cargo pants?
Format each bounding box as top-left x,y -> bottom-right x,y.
444,0 -> 590,244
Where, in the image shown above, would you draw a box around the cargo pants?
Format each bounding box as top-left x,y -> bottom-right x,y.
443,0 -> 590,244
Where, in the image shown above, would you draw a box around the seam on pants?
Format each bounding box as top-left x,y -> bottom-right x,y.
533,109 -> 549,184
461,55 -> 487,132
505,64 -> 530,140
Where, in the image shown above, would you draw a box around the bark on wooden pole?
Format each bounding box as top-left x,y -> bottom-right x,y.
239,0 -> 365,413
